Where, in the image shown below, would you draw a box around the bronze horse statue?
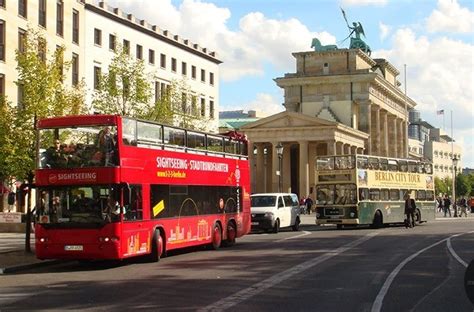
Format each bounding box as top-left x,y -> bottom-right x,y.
311,38 -> 338,52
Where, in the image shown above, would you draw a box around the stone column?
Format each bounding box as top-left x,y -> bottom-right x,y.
359,101 -> 372,154
249,142 -> 257,193
327,140 -> 336,155
299,140 -> 309,198
380,110 -> 388,157
271,142 -> 280,192
387,115 -> 398,157
255,143 -> 265,193
398,119 -> 405,158
372,106 -> 381,155
282,143 -> 291,193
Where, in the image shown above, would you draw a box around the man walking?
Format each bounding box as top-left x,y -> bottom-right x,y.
443,195 -> 451,217
404,193 -> 416,228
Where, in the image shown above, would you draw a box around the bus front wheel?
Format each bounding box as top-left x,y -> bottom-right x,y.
212,223 -> 222,250
149,229 -> 164,262
372,211 -> 383,229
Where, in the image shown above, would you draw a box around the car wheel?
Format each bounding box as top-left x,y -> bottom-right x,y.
292,217 -> 300,231
273,219 -> 280,233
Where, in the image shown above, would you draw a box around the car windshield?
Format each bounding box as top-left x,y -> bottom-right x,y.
251,195 -> 276,207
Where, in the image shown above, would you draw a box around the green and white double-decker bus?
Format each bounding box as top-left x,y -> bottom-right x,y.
315,154 -> 436,229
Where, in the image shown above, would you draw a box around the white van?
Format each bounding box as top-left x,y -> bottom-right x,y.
250,193 -> 301,233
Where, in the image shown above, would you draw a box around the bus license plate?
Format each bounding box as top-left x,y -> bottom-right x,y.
64,245 -> 83,251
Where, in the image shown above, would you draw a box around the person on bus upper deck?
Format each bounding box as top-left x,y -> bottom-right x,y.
404,193 -> 416,228
98,127 -> 116,166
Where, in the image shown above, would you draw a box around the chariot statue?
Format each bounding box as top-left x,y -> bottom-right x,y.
311,38 -> 338,52
341,8 -> 371,55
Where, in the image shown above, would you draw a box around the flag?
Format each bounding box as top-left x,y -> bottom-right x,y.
436,110 -> 444,115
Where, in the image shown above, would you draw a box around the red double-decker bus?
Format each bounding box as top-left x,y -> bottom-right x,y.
34,114 -> 250,261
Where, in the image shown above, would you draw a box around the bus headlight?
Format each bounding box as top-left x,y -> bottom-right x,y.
316,213 -> 320,218
99,236 -> 119,242
350,212 -> 355,218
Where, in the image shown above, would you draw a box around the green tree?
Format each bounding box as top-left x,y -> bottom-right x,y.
154,79 -> 210,131
434,176 -> 448,197
92,47 -> 152,117
13,29 -> 86,251
455,174 -> 471,197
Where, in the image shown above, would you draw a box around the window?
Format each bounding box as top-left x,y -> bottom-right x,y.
209,72 -> 214,85
209,100 -> 214,119
94,28 -> 102,46
160,82 -> 168,100
200,98 -> 205,117
39,0 -> 46,27
201,69 -> 205,82
136,44 -> 142,60
160,53 -> 166,68
19,0 -> 27,18
18,28 -> 26,54
109,34 -> 116,51
56,45 -> 63,81
56,0 -> 63,36
72,53 -> 79,86
181,92 -> 187,113
0,0 -> 5,8
38,38 -> 46,63
0,21 -> 4,61
0,74 -> 4,97
17,84 -> 24,108
191,95 -> 197,115
182,62 -> 187,76
123,39 -> 130,55
191,65 -> 196,79
72,9 -> 79,44
148,49 -> 154,64
94,66 -> 101,89
171,58 -> 176,72
154,81 -> 159,103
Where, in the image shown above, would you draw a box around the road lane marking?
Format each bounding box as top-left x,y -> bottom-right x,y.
447,237 -> 468,268
275,231 -> 311,242
198,231 -> 378,312
371,230 -> 474,312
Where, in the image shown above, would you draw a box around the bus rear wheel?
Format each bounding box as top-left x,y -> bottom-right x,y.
372,211 -> 383,229
149,229 -> 164,262
222,221 -> 236,247
211,223 -> 222,250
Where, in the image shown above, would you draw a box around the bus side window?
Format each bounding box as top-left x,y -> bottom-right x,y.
124,185 -> 143,221
359,188 -> 368,201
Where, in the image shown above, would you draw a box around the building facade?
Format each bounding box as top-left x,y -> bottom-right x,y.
242,49 -> 418,197
0,0 -> 220,132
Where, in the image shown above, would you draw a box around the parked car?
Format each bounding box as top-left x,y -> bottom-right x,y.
250,193 -> 301,233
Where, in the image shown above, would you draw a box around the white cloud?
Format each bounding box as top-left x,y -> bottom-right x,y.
379,22 -> 391,41
105,0 -> 335,82
340,0 -> 388,7
426,0 -> 474,33
236,93 -> 284,116
375,27 -> 474,166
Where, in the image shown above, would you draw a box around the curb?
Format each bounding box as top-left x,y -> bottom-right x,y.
0,259 -> 63,274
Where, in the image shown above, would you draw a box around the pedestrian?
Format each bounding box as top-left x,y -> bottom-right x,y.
443,195 -> 451,217
436,196 -> 443,213
459,196 -> 468,218
305,196 -> 313,215
404,193 -> 416,228
7,190 -> 16,213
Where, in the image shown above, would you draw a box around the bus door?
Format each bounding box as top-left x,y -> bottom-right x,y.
120,184 -> 149,258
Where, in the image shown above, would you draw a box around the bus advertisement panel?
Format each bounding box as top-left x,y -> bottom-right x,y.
34,115 -> 251,262
315,155 -> 435,229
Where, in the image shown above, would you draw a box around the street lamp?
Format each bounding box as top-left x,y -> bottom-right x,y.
452,155 -> 459,217
276,142 -> 284,192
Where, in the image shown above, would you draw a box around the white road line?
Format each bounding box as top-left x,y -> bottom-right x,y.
446,237 -> 468,268
275,231 -> 311,242
371,230 -> 474,312
198,232 -> 379,312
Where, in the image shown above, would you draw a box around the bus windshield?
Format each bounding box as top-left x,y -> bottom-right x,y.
316,184 -> 357,205
36,185 -> 121,226
39,125 -> 118,169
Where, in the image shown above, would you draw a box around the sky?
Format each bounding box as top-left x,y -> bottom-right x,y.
105,0 -> 473,168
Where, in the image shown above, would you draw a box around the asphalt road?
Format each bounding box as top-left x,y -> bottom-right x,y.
0,216 -> 472,311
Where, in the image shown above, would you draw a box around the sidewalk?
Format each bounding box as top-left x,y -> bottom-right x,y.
0,233 -> 58,274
